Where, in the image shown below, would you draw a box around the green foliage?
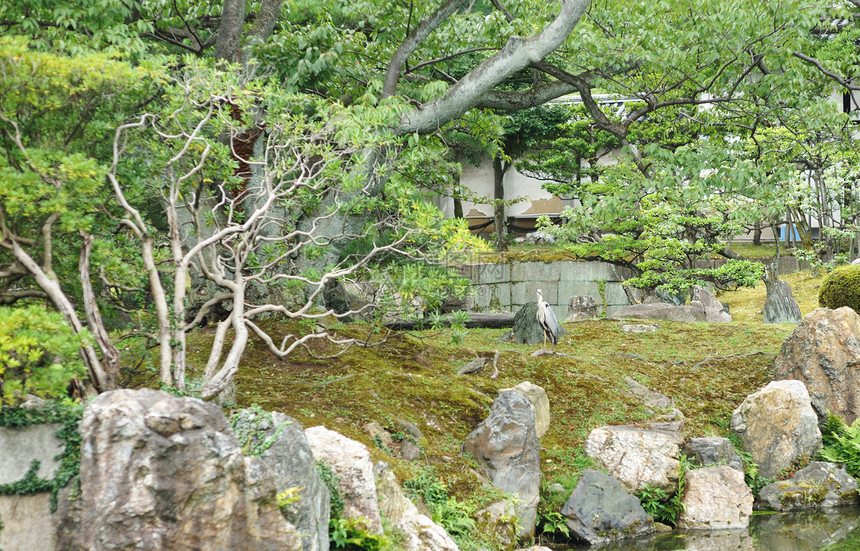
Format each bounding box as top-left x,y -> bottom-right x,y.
536,509 -> 570,539
817,413 -> 860,479
778,455 -> 811,480
818,265 -> 860,312
230,405 -> 291,457
0,306 -> 89,407
729,438 -> 774,497
635,455 -> 690,526
330,517 -> 387,550
404,467 -> 477,540
318,460 -> 345,519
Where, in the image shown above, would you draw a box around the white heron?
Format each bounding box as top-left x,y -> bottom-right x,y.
536,289 -> 559,346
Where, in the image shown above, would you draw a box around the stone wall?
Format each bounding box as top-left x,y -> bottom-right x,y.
456,260 -> 635,315
0,423 -> 64,550
456,256 -> 808,316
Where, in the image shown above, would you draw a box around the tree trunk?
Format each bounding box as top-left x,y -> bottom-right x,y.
752,221 -> 761,246
493,156 -> 508,251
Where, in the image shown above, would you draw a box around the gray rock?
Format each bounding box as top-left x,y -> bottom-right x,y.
692,285 -> 732,322
395,418 -> 424,441
375,464 -> 459,551
621,323 -> 659,333
560,469 -> 654,545
498,381 -> 550,438
233,409 -> 329,551
0,423 -> 64,485
677,465 -> 752,530
611,303 -> 707,322
763,277 -> 802,324
401,439 -> 422,461
0,493 -> 55,551
656,287 -> 686,306
774,307 -> 860,424
63,389 -> 299,551
584,424 -> 685,493
566,295 -> 599,321
462,391 -> 540,537
624,376 -> 672,411
684,437 -> 744,472
305,426 -> 382,534
510,302 -> 565,345
730,380 -> 822,479
457,357 -> 486,375
523,231 -> 556,245
756,461 -> 859,512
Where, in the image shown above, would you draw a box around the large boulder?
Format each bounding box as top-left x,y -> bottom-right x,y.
232,409 -> 329,551
560,469 -> 654,546
305,426 -> 382,534
677,465 -> 753,530
692,285 -> 732,322
510,302 -> 565,345
756,461 -> 860,512
584,424 -> 684,493
730,380 -> 822,479
610,303 -> 706,323
566,295 -> 599,321
375,464 -> 459,551
498,381 -> 550,438
774,307 -> 860,424
60,389 -> 299,551
684,437 -> 744,473
462,391 -> 540,537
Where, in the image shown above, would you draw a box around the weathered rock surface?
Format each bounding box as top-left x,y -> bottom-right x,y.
475,500 -> 517,550
0,493 -> 55,551
233,409 -> 329,551
677,465 -> 752,530
498,381 -> 550,438
625,376 -> 672,411
462,391 -> 540,537
756,461 -> 860,512
510,302 -> 566,345
305,426 -> 382,534
692,285 -> 732,322
611,303 -> 707,323
584,424 -> 684,493
61,389 -> 299,551
560,469 -> 654,545
0,423 -> 64,485
763,277 -> 802,324
375,464 -> 459,551
566,295 -> 599,321
774,307 -> 860,424
684,437 -> 744,472
730,380 -> 822,479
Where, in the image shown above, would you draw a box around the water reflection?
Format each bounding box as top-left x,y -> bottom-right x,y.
546,508 -> 860,551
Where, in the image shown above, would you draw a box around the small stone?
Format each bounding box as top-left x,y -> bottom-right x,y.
401,439 -> 422,461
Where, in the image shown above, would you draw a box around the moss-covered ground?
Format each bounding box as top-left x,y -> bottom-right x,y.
187,306 -> 795,509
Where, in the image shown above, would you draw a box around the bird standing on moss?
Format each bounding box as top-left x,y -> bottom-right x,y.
536,289 -> 559,346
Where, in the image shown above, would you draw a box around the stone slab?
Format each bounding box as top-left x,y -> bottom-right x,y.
0,493 -> 56,551
0,424 -> 64,485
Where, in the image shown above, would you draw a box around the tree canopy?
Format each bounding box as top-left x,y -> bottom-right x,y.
2,0 -> 860,399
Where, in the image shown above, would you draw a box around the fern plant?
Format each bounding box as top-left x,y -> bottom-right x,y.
817,413 -> 860,478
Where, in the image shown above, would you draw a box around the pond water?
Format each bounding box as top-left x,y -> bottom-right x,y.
546,509 -> 860,550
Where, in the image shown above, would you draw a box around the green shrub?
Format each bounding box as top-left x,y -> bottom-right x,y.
0,306 -> 89,408
818,264 -> 860,312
